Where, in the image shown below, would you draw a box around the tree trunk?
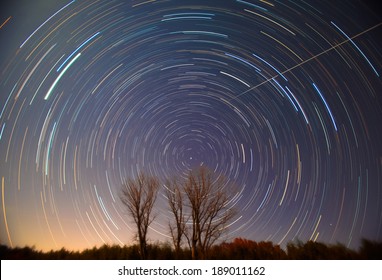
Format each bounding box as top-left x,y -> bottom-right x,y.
191,239 -> 198,260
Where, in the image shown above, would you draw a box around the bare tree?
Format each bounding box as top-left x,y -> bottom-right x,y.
120,172 -> 159,259
165,177 -> 187,258
184,167 -> 236,259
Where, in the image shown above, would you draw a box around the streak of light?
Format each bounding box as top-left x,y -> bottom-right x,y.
73,145 -> 78,190
310,214 -> 322,241
57,32 -> 100,72
162,12 -> 213,21
294,210 -> 309,238
132,0 -> 156,8
241,143 -> 246,163
89,204 -> 112,243
244,9 -> 296,35
51,193 -> 67,238
283,86 -> 299,111
236,0 -> 268,11
35,106 -> 52,169
250,147 -> 253,172
112,203 -> 132,230
230,113 -> 246,131
86,211 -> 106,244
45,122 -> 57,175
273,79 -> 298,111
360,169 -> 369,232
295,144 -> 301,200
0,16 -> 11,29
285,86 -> 309,124
305,23 -> 352,69
25,12 -> 77,61
15,44 -> 56,100
19,0 -> 75,48
261,31 -> 303,61
62,137 -> 69,186
18,127 -> 28,190
30,53 -> 63,104
259,0 -> 274,7
163,12 -> 215,18
148,224 -> 172,239
0,84 -> 15,119
101,218 -> 123,245
220,71 -> 250,87
225,52 -> 261,71
278,217 -> 297,245
0,123 -> 5,140
331,21 -> 380,77
313,232 -> 320,242
45,52 -> 81,100
253,53 -> 288,81
234,22 -> 382,100
40,192 -> 58,248
265,118 -> 277,148
2,177 -> 13,247
91,63 -> 123,95
257,183 -> 272,211
99,197 -> 111,221
336,91 -> 358,147
160,63 -> 194,71
5,99 -> 26,162
348,176 -> 362,247
225,215 -> 243,229
106,170 -> 116,202
75,219 -> 92,248
313,83 -> 338,131
94,185 -> 115,226
279,169 -> 290,206
313,103 -> 331,154
180,30 -> 228,38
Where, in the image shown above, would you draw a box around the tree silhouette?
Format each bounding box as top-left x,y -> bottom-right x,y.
120,172 -> 159,259
165,177 -> 187,259
184,167 -> 237,259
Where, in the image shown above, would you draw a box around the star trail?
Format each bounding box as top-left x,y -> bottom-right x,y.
0,0 -> 381,252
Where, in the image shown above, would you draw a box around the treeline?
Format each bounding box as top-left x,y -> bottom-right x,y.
1,238 -> 381,260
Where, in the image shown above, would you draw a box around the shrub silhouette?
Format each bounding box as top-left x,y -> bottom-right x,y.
359,238 -> 382,259
0,238 -> 380,259
286,240 -> 360,260
209,238 -> 286,259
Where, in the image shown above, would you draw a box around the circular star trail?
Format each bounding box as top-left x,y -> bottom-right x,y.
0,0 -> 381,251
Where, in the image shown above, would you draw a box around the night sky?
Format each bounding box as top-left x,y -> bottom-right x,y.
1,0 -> 381,252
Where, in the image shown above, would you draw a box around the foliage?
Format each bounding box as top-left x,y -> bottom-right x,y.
1,238 -> 381,260
209,238 -> 287,260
